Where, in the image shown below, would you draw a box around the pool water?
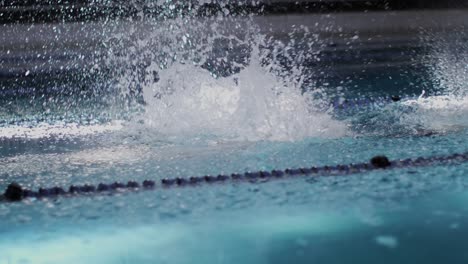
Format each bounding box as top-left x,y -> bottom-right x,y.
1,131 -> 468,263
1,5 -> 468,264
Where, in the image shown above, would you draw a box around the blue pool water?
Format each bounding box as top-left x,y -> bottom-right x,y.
1,135 -> 468,263
1,4 -> 468,264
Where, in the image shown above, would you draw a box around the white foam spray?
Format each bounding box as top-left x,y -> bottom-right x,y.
401,31 -> 468,131
141,48 -> 347,141
106,10 -> 348,141
401,95 -> 468,131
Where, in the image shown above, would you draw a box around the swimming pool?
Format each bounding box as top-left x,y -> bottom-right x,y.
1,2 -> 468,263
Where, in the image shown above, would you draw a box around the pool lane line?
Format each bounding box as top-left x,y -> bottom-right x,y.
2,152 -> 467,203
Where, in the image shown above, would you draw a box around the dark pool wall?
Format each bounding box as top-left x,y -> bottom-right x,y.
1,0 -> 468,24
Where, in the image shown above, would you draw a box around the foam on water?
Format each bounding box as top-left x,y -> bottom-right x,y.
361,31 -> 468,136
102,4 -> 349,142
401,94 -> 468,131
398,32 -> 468,132
0,121 -> 123,139
141,49 -> 347,141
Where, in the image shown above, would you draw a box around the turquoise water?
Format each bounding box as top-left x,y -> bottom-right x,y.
0,124 -> 467,263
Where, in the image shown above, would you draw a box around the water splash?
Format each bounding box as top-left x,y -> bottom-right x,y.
400,95 -> 468,132
400,30 -> 468,132
426,30 -> 468,97
141,49 -> 347,141
105,5 -> 348,141
349,92 -> 468,137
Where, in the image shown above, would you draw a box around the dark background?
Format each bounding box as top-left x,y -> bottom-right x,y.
0,0 -> 467,23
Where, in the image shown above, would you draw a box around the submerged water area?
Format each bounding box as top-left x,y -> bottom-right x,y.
1,1 -> 468,263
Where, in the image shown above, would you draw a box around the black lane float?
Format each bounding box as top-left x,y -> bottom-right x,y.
2,152 -> 467,202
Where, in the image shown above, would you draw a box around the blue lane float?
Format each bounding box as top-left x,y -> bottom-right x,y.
2,152 -> 467,202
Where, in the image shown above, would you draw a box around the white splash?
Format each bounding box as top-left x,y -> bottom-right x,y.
427,34 -> 468,97
141,53 -> 347,141
0,121 -> 123,139
401,95 -> 468,131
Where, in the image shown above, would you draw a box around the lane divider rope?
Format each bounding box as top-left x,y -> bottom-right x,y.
2,152 -> 467,202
